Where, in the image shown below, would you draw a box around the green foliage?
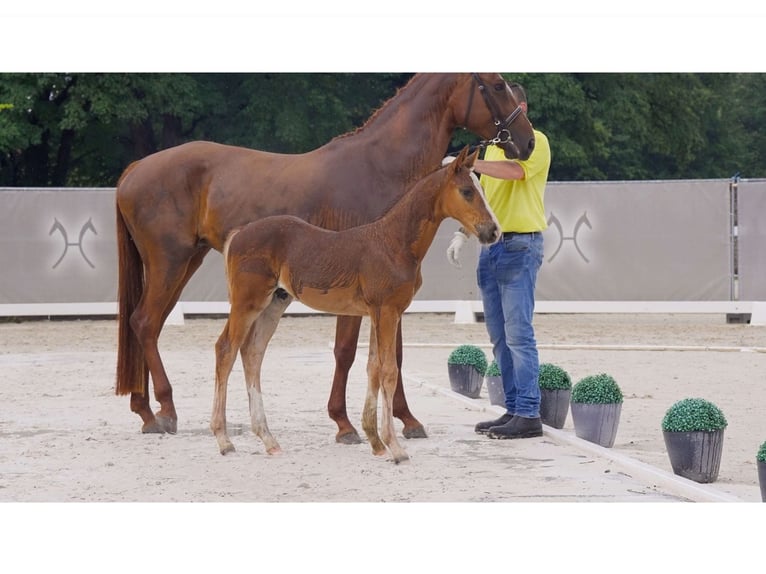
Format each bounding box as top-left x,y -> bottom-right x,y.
447,345 -> 487,375
757,441 -> 766,463
0,72 -> 409,186
485,360 -> 501,377
537,363 -> 572,391
661,398 -> 728,432
3,72 -> 766,186
571,373 -> 623,404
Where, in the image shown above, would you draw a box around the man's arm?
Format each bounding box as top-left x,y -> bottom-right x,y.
474,158 -> 525,180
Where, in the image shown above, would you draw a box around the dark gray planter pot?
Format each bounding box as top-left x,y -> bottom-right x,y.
571,402 -> 621,448
540,388 -> 570,429
663,429 -> 724,484
485,375 -> 505,406
758,461 -> 766,502
448,364 -> 483,399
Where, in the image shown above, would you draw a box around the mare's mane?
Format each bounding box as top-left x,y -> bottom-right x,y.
329,74 -> 454,144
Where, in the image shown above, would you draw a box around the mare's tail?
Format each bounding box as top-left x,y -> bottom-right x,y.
115,187 -> 148,396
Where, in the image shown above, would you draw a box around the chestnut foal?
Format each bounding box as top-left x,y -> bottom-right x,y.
212,147 -> 499,463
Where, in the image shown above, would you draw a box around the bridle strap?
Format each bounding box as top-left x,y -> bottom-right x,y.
466,73 -> 524,147
462,77 -> 477,128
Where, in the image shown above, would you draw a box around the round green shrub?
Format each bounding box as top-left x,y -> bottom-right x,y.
757,440 -> 766,463
447,344 -> 487,375
661,397 -> 728,432
538,363 -> 572,391
571,373 -> 623,404
485,360 -> 501,377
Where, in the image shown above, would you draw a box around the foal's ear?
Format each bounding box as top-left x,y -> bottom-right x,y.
466,148 -> 479,169
449,145 -> 471,174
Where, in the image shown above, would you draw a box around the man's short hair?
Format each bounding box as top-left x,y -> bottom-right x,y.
507,82 -> 527,105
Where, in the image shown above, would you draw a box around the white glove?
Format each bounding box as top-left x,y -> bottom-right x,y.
441,155 -> 456,166
447,230 -> 469,268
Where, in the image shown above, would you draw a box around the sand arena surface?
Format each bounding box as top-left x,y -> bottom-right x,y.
3,311 -> 763,571
2,312 -> 765,503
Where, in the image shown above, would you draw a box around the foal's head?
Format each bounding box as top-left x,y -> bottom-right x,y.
441,146 -> 501,245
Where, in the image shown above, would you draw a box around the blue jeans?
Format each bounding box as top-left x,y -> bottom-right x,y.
477,232 -> 544,418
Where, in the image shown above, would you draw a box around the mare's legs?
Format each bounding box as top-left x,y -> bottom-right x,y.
329,316 -> 364,444
330,316 -> 427,443
369,310 -> 409,464
394,323 -> 428,439
238,294 -> 292,455
130,248 -> 209,433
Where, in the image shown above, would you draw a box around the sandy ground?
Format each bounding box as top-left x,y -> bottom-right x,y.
3,311 -> 763,568
2,311 -> 765,501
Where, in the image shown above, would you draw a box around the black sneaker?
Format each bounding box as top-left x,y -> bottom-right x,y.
475,413 -> 514,434
487,416 -> 543,439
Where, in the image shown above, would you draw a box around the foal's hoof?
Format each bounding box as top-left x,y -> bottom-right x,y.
220,444 -> 236,456
402,424 -> 428,439
335,429 -> 363,445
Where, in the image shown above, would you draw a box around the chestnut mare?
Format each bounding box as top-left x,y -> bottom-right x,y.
115,73 -> 535,443
214,147 -> 498,463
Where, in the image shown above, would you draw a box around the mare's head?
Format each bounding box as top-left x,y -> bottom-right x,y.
441,146 -> 500,245
454,73 -> 535,161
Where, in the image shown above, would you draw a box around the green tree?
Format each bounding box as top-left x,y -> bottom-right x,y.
2,73 -> 766,187
206,73 -> 411,152
0,73 -> 412,186
0,73 -> 206,186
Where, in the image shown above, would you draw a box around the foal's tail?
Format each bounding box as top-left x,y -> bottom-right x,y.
222,228 -> 242,302
115,194 -> 148,396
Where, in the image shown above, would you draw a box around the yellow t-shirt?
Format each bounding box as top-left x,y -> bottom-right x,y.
479,129 -> 551,233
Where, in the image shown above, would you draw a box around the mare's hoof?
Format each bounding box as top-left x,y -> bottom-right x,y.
402,425 -> 427,439
393,455 -> 411,465
141,421 -> 165,434
336,430 -> 362,445
220,444 -> 236,456
155,414 -> 177,434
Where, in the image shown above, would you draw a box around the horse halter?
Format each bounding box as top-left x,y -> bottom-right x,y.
463,73 -> 525,147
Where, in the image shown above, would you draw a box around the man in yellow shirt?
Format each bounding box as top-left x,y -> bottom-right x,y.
447,82 -> 551,439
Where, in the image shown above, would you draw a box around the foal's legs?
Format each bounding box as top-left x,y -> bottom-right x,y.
238,294 -> 292,454
130,248 -> 208,434
331,316 -> 426,443
211,314 -> 247,455
368,309 -> 409,464
362,324 -> 386,456
211,301 -> 267,454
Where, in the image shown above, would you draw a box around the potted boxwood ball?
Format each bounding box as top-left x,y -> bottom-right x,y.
570,373 -> 623,448
661,397 -> 727,484
757,440 -> 766,502
484,360 -> 505,406
447,344 -> 487,399
538,363 -> 572,429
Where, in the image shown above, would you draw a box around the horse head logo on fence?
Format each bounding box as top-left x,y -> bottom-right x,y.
49,217 -> 98,269
546,211 -> 592,263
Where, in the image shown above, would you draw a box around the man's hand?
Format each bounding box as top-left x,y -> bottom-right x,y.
446,230 -> 469,268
